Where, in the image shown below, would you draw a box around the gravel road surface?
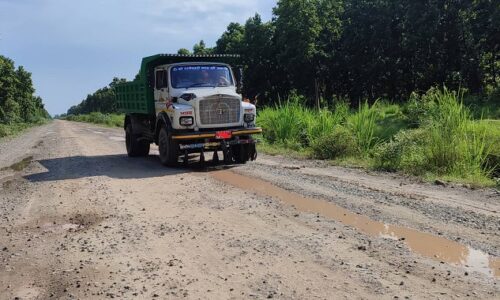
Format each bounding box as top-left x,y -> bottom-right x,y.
0,120 -> 498,299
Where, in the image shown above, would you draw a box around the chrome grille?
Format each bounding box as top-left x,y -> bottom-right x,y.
199,95 -> 240,125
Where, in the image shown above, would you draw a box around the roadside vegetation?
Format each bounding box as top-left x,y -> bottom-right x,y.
63,112 -> 123,128
0,56 -> 50,138
259,88 -> 499,188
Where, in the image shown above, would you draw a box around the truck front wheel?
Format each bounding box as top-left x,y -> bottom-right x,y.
158,127 -> 179,166
126,124 -> 150,157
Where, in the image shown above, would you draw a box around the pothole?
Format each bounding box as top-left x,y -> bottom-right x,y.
1,156 -> 33,172
212,169 -> 500,279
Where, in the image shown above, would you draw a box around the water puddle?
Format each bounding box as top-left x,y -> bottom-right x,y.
1,156 -> 33,172
211,170 -> 500,279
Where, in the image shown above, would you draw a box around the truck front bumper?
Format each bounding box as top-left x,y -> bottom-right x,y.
172,127 -> 262,141
172,127 -> 262,151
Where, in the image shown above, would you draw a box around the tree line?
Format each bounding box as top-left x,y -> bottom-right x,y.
66,78 -> 126,116
67,0 -> 498,114
0,55 -> 49,124
182,0 -> 499,107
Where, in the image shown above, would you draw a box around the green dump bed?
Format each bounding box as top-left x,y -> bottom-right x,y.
116,54 -> 241,115
115,81 -> 151,114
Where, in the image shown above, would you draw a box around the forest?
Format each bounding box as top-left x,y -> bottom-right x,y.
0,55 -> 50,137
69,0 -> 498,112
187,0 -> 499,108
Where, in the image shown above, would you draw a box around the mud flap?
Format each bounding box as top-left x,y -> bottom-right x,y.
249,143 -> 257,161
221,140 -> 233,164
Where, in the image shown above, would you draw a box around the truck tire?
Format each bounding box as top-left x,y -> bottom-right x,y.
126,124 -> 150,157
158,126 -> 179,166
232,144 -> 249,164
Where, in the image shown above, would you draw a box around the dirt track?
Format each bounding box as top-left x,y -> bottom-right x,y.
0,120 -> 499,299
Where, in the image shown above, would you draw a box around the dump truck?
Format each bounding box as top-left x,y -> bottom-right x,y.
115,54 -> 261,166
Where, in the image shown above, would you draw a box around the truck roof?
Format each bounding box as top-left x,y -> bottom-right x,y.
139,54 -> 241,80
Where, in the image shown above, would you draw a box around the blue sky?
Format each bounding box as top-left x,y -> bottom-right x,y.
0,0 -> 275,115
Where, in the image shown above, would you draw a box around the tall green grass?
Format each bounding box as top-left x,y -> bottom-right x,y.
348,101 -> 379,154
259,87 -> 498,187
374,88 -> 493,185
258,95 -> 349,149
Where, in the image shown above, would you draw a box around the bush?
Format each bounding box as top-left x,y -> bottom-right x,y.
374,129 -> 427,172
311,126 -> 358,159
403,88 -> 439,127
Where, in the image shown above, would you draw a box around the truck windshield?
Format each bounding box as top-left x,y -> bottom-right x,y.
171,65 -> 234,89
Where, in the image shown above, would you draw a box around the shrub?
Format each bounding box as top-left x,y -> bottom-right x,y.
374,129 -> 427,173
311,126 -> 358,159
403,88 -> 439,127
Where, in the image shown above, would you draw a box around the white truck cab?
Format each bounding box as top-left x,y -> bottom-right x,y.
153,63 -> 257,131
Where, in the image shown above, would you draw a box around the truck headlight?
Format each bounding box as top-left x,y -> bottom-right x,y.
179,117 -> 194,126
244,114 -> 255,123
180,93 -> 197,101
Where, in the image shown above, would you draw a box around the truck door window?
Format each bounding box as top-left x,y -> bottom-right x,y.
155,70 -> 167,89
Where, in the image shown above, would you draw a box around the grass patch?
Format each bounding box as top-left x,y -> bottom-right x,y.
0,119 -> 49,139
257,139 -> 311,159
64,112 -> 123,127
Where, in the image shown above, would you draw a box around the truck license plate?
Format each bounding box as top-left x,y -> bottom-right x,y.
215,131 -> 232,139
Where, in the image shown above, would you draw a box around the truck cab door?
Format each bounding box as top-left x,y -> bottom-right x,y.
154,68 -> 170,113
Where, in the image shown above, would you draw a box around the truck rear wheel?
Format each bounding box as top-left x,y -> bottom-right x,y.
159,127 -> 179,166
126,124 -> 150,157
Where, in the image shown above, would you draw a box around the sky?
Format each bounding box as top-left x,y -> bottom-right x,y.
0,0 -> 275,115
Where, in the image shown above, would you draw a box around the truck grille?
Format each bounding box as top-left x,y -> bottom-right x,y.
199,95 -> 240,125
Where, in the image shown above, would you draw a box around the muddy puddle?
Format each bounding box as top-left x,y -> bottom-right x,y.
1,156 -> 33,172
211,170 -> 500,279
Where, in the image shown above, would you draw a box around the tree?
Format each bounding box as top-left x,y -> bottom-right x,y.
67,78 -> 126,115
241,14 -> 277,102
193,40 -> 214,55
177,48 -> 191,55
0,55 -> 49,124
215,22 -> 245,54
273,0 -> 322,104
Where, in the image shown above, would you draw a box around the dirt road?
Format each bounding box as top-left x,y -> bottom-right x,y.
1,120 -> 499,299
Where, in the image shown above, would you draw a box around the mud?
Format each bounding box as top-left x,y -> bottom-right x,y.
211,170 -> 500,278
1,156 -> 33,172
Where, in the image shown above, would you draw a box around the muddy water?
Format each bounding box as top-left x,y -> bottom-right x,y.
211,170 -> 500,279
